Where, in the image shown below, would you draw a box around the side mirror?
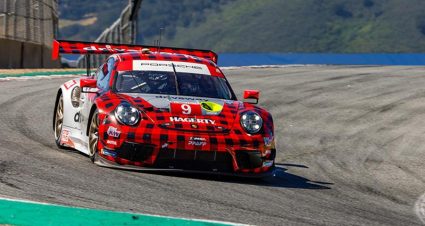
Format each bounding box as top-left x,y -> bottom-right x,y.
243,90 -> 260,104
80,79 -> 98,93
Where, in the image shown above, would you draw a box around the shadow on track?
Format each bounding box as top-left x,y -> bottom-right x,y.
62,149 -> 333,189
266,165 -> 333,189
142,164 -> 333,190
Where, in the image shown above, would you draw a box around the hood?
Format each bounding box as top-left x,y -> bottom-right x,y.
118,93 -> 241,132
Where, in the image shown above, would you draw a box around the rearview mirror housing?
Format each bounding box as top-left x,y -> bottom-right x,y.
80,79 -> 98,93
243,90 -> 260,104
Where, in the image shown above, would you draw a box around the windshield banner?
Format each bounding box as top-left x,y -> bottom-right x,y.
132,60 -> 211,75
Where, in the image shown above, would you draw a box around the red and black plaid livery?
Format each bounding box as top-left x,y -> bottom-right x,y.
52,40 -> 218,64
92,89 -> 275,176
62,39 -> 276,176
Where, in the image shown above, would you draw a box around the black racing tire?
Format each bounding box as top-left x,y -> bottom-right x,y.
88,109 -> 100,162
54,94 -> 66,149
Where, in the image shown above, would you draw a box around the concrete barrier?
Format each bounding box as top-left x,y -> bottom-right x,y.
0,38 -> 60,69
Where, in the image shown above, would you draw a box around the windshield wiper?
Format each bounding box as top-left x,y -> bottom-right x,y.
129,72 -> 145,94
171,63 -> 180,95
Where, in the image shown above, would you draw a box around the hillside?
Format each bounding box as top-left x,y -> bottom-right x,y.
59,0 -> 425,53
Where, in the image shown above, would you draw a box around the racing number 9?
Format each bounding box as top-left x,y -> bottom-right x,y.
170,102 -> 201,116
181,104 -> 191,115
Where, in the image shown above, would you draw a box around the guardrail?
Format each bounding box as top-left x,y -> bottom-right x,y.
77,0 -> 142,70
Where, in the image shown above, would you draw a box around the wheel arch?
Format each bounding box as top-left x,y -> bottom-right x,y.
86,104 -> 98,137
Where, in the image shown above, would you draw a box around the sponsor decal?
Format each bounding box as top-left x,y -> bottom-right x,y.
200,101 -> 223,113
169,117 -> 215,125
155,95 -> 209,102
82,87 -> 99,93
264,136 -> 274,147
60,129 -> 75,148
61,129 -> 70,143
102,149 -> 117,158
133,60 -> 210,75
106,140 -> 117,146
74,112 -> 80,123
140,62 -> 203,70
107,126 -> 121,138
262,160 -> 274,167
188,137 -> 207,146
64,80 -> 77,90
83,45 -> 141,53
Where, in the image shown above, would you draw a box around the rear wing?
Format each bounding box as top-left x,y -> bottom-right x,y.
52,40 -> 218,64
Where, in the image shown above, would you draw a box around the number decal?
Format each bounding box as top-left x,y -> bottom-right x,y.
64,80 -> 77,90
170,102 -> 202,116
181,104 -> 192,115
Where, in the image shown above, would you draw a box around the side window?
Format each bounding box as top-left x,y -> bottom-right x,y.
94,64 -> 105,81
97,58 -> 115,91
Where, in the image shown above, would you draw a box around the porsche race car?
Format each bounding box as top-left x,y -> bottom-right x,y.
52,40 -> 276,177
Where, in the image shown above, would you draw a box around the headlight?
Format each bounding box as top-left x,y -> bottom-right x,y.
240,111 -> 263,134
71,86 -> 81,108
114,103 -> 140,126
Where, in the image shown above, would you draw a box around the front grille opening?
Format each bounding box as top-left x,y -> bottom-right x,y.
117,142 -> 155,162
235,151 -> 263,169
155,149 -> 234,172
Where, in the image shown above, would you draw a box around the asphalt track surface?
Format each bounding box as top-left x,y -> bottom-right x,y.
0,66 -> 424,225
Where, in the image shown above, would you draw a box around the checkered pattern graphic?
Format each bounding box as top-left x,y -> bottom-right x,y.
52,40 -> 218,64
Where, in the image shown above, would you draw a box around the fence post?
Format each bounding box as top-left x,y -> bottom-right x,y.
3,0 -> 8,37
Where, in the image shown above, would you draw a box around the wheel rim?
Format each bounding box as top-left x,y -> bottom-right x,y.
54,95 -> 64,140
89,111 -> 99,157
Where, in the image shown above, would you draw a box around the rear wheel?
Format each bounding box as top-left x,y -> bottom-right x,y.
54,94 -> 65,149
88,109 -> 99,162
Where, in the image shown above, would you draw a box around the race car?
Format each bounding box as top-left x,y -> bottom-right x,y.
52,40 -> 276,177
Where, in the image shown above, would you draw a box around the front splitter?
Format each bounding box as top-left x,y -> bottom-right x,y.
94,153 -> 275,178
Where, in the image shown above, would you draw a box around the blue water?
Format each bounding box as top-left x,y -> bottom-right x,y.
62,53 -> 425,67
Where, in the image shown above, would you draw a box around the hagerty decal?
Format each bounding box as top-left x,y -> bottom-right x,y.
169,117 -> 215,125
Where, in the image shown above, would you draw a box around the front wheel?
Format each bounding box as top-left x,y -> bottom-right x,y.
54,94 -> 65,149
88,109 -> 99,162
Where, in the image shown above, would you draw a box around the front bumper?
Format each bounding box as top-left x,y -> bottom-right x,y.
98,113 -> 276,177
97,141 -> 276,177
94,151 -> 276,178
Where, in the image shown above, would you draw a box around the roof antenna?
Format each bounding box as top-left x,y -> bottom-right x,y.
157,27 -> 164,52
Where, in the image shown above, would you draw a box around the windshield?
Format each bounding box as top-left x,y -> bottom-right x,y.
114,71 -> 234,100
